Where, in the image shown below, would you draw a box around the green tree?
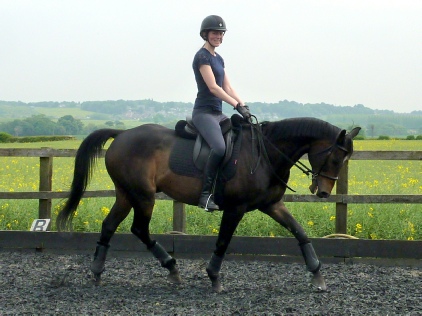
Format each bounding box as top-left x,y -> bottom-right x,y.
57,115 -> 83,135
0,132 -> 12,142
25,115 -> 57,135
82,123 -> 100,134
153,113 -> 165,124
114,121 -> 125,129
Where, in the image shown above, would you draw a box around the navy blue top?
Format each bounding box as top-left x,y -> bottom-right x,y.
192,47 -> 225,111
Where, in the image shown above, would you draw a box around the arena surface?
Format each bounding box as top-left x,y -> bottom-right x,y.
0,251 -> 420,315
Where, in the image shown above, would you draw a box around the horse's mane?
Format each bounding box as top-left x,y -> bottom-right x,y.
261,117 -> 341,141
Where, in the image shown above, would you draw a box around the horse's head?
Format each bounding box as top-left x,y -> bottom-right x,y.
308,127 -> 360,198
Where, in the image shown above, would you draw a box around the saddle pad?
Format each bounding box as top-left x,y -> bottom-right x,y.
169,129 -> 242,182
169,138 -> 202,179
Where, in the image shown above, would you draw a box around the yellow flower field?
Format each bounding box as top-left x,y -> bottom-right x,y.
0,139 -> 420,240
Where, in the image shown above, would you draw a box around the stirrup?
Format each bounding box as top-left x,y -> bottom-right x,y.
199,194 -> 220,212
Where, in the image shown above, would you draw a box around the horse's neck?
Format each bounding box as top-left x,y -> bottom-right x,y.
266,139 -> 309,168
288,140 -> 310,162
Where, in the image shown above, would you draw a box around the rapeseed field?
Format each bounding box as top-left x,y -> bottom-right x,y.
0,140 -> 420,240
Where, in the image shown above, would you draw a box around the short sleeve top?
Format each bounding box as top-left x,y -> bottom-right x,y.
192,47 -> 225,111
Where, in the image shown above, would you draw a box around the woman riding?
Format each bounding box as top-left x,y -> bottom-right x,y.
192,15 -> 251,211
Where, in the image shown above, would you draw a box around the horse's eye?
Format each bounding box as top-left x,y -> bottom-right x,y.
331,159 -> 341,166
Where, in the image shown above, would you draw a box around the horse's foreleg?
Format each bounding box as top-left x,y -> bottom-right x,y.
130,199 -> 181,284
91,196 -> 132,284
260,201 -> 326,291
147,241 -> 181,283
207,210 -> 244,292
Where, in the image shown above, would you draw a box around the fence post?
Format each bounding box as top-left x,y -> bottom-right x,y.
335,160 -> 349,234
39,154 -> 53,229
172,201 -> 186,233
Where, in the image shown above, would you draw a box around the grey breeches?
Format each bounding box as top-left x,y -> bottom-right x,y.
192,110 -> 227,158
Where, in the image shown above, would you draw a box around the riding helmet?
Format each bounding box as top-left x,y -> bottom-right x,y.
200,15 -> 227,40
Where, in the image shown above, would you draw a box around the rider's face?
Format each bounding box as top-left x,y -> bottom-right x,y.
208,30 -> 224,46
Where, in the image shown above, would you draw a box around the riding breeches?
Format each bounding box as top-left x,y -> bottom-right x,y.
192,109 -> 227,158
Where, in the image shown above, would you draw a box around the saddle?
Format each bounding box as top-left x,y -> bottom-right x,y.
174,114 -> 243,171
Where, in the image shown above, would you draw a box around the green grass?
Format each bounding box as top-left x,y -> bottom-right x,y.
353,139 -> 422,151
0,139 -> 420,240
0,140 -> 84,149
0,105 -> 98,121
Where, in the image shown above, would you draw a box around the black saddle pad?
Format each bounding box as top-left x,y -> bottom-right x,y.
169,137 -> 202,179
169,128 -> 242,183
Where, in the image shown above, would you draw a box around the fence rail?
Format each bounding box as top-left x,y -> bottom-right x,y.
0,148 -> 421,234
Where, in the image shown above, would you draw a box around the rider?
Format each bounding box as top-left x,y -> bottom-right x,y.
192,15 -> 251,211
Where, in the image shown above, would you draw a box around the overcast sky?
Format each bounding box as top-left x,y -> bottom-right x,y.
1,0 -> 421,113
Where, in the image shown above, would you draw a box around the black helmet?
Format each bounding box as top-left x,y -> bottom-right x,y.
200,15 -> 227,40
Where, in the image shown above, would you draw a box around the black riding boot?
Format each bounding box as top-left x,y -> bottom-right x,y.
199,150 -> 223,211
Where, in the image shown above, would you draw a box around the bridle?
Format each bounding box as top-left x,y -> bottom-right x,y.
308,143 -> 350,181
247,115 -> 350,192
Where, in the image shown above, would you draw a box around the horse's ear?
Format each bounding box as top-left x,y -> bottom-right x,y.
348,127 -> 361,139
336,130 -> 346,144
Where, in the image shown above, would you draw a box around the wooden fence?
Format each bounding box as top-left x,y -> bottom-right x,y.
0,148 -> 421,234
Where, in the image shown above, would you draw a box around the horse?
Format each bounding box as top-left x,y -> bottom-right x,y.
56,115 -> 360,292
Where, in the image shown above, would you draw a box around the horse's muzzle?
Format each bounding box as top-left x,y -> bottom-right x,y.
309,180 -> 318,194
316,190 -> 330,198
309,179 -> 331,198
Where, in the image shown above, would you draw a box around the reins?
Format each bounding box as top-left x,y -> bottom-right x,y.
246,115 -> 309,192
245,115 -> 344,192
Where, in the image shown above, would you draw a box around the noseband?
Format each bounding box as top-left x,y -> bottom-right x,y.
308,144 -> 350,181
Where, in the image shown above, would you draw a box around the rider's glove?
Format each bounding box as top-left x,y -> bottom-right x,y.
235,104 -> 251,121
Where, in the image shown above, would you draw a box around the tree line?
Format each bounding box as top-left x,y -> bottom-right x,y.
0,115 -> 84,136
0,99 -> 421,137
0,113 -> 129,137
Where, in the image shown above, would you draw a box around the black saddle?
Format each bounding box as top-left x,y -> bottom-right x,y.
174,114 -> 243,171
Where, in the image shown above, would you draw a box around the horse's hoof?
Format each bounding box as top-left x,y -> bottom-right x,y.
90,262 -> 105,277
92,274 -> 102,286
211,279 -> 223,293
167,270 -> 182,284
311,271 -> 327,291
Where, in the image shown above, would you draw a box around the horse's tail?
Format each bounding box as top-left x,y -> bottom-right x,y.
56,128 -> 123,231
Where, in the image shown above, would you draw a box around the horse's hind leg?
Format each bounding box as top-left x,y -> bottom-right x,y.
260,201 -> 327,291
91,190 -> 132,284
130,193 -> 182,284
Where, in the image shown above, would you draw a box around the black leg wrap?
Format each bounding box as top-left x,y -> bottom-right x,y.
299,242 -> 321,273
91,242 -> 110,275
206,253 -> 224,279
149,241 -> 176,268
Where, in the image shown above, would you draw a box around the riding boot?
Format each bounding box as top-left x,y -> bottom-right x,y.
199,149 -> 223,211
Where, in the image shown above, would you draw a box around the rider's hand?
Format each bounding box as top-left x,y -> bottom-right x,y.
235,104 -> 251,121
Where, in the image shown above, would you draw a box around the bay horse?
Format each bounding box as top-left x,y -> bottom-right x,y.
57,115 -> 360,292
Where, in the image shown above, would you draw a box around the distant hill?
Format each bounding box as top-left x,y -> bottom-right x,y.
0,100 -> 421,137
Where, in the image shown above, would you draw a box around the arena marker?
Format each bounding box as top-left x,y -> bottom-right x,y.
30,219 -> 50,231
